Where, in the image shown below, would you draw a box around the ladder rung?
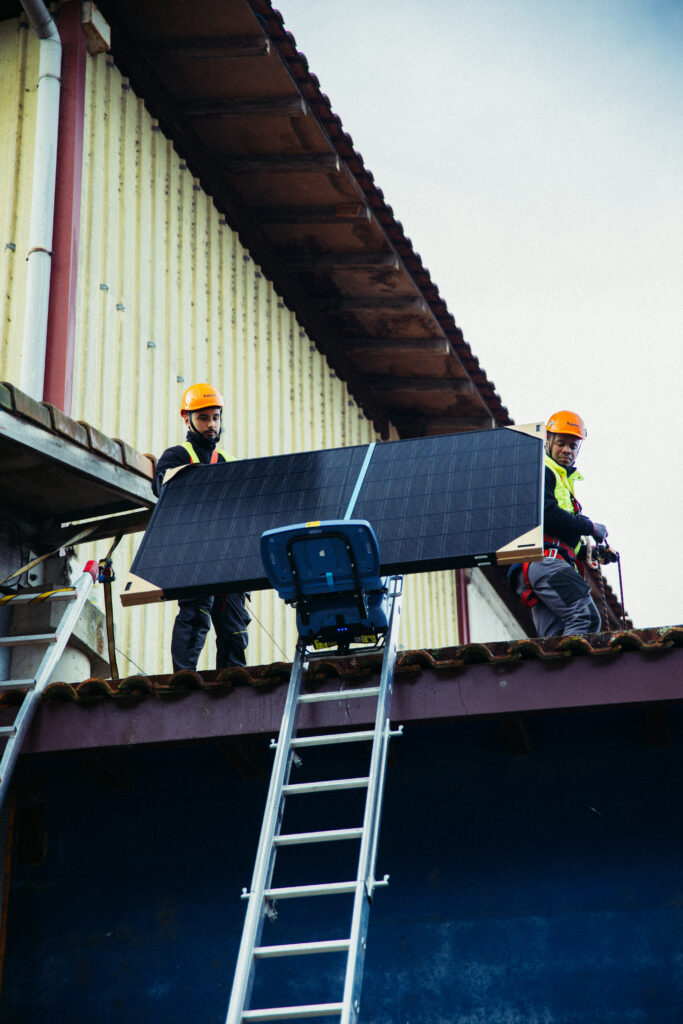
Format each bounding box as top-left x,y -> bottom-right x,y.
298,686 -> 380,703
0,634 -> 57,647
0,679 -> 36,691
254,938 -> 350,959
291,730 -> 375,749
274,827 -> 363,846
0,726 -> 17,737
243,1003 -> 343,1021
264,881 -> 357,900
283,777 -> 369,796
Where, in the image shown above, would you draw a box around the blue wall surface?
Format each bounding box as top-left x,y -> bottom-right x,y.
1,703 -> 682,1023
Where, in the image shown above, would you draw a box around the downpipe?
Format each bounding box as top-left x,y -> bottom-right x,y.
19,0 -> 62,401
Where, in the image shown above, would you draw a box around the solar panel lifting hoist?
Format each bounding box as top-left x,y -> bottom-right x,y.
225,518 -> 404,1024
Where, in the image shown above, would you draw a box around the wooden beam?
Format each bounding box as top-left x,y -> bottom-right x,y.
258,204 -> 370,224
36,508 -> 152,552
392,414 -> 495,436
180,96 -> 307,118
347,337 -> 449,353
140,36 -> 272,59
367,378 -> 475,393
223,153 -> 341,174
284,252 -> 400,271
321,296 -> 428,314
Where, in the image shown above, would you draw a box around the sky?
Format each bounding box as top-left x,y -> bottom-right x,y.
279,0 -> 683,629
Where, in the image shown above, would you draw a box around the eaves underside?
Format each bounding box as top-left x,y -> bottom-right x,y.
92,0 -> 510,439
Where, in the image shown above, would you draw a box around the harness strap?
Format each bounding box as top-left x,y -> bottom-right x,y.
519,562 -> 538,608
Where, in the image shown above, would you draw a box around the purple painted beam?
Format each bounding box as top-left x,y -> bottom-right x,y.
22,647 -> 683,754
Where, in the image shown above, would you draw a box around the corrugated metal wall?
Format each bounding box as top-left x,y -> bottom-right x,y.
0,19 -> 37,382
2,37 -> 459,672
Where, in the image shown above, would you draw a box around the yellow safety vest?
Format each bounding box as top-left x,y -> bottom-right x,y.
544,454 -> 584,555
182,441 -> 236,465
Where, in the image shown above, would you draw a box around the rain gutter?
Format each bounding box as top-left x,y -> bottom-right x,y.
19,0 -> 62,402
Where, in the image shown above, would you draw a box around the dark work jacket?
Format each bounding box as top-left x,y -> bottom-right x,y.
152,431 -> 229,496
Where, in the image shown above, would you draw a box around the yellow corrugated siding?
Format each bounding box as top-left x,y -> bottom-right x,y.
66,53 -> 459,672
0,19 -> 38,384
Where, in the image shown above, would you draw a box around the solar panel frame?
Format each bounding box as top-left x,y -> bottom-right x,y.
122,425 -> 545,605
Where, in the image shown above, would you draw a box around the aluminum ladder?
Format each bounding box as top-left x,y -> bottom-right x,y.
226,575 -> 403,1024
0,561 -> 98,810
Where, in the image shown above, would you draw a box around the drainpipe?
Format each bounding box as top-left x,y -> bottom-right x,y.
19,0 -> 62,402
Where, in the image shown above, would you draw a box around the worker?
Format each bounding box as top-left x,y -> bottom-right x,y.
153,382 -> 250,672
511,410 -> 616,637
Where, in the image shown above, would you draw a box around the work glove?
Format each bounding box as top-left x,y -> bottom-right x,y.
591,522 -> 608,543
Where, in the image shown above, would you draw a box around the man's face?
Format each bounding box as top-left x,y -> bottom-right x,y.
183,406 -> 222,440
547,432 -> 581,468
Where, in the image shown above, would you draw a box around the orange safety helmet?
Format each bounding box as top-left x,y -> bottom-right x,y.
546,410 -> 587,440
180,382 -> 225,414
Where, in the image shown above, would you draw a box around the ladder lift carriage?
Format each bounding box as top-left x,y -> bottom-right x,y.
226,519 -> 404,1023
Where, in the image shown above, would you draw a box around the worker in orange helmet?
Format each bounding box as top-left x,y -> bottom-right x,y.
510,410 -> 616,636
153,383 -> 250,672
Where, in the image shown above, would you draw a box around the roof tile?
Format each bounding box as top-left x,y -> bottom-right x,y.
1,381 -> 52,430
18,626 -> 680,710
44,402 -> 90,447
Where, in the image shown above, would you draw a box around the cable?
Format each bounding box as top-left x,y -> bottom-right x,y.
248,606 -> 289,662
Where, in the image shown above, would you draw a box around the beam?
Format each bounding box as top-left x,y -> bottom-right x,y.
346,337 -> 449,353
284,252 -> 400,271
23,646 -> 683,753
180,95 -> 307,117
140,35 -> 271,59
367,378 -> 475,393
392,414 -> 495,435
258,204 -> 370,224
320,296 -> 428,314
36,508 -> 152,552
223,153 -> 341,174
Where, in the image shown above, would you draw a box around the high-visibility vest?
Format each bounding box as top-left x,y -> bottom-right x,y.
544,454 -> 584,558
182,441 -> 236,465
519,456 -> 587,607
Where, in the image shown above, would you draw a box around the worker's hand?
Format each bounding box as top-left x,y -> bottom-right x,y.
600,544 -> 619,564
591,522 -> 608,543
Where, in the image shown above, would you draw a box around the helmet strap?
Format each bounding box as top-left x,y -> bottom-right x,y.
186,409 -> 222,443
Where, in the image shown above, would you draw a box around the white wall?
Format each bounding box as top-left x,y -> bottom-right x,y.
467,569 -> 527,643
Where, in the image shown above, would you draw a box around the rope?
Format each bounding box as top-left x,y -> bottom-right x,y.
596,562 -> 610,631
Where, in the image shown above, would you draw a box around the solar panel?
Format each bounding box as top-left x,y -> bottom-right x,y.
121,424 -> 544,605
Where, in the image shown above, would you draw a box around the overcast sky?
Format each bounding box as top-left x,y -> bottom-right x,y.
279,0 -> 683,629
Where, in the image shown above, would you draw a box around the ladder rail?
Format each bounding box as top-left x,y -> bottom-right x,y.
226,642 -> 308,1024
0,564 -> 97,810
226,573 -> 404,1024
341,576 -> 403,1023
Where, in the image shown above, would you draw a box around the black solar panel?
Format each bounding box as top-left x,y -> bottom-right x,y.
122,425 -> 544,605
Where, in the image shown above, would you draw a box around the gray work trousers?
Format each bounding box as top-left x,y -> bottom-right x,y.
516,556 -> 601,637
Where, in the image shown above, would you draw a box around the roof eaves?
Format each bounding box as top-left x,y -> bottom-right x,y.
255,3 -> 511,426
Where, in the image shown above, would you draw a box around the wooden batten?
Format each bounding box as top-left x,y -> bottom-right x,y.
495,525 -> 544,566
120,573 -> 165,608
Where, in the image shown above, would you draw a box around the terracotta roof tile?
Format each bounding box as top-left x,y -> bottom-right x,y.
18,626 -> 680,709
1,381 -> 154,480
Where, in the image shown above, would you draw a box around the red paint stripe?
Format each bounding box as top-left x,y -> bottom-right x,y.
455,569 -> 471,645
43,0 -> 87,413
